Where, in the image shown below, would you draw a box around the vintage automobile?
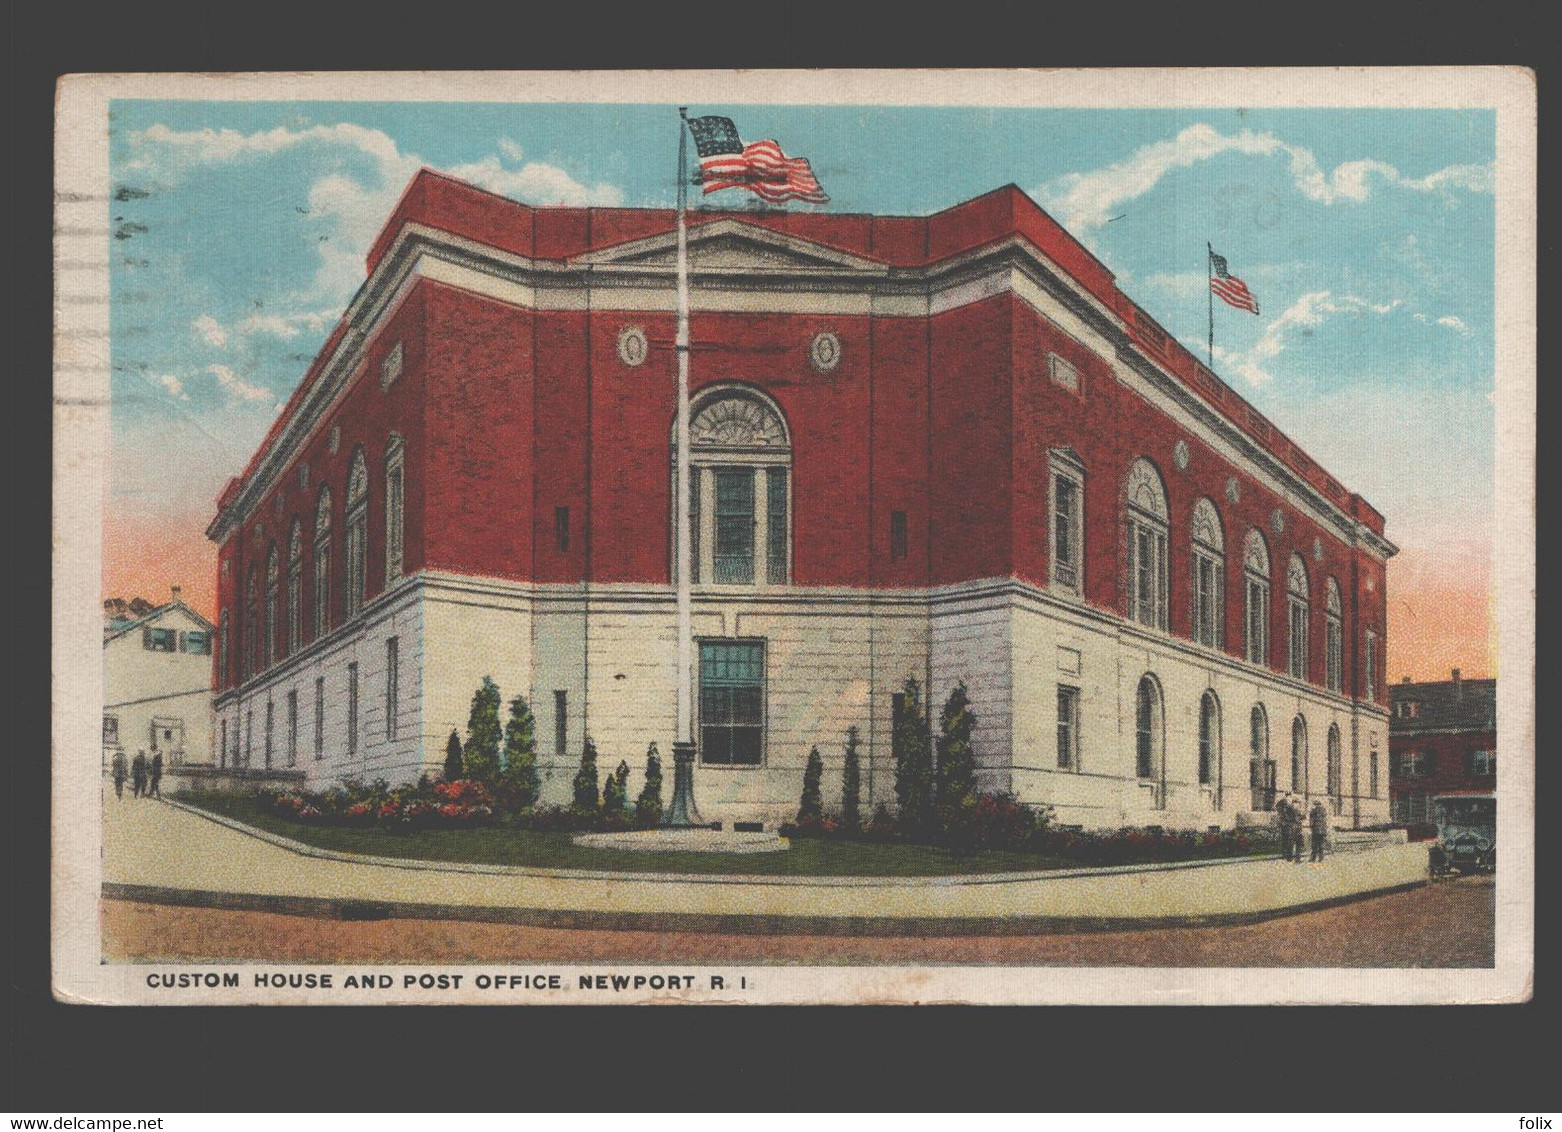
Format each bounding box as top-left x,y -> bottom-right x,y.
1429,794 -> 1496,876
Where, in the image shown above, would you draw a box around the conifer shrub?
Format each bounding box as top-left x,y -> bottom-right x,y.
934,682 -> 979,837
442,729 -> 464,781
462,677 -> 503,783
841,725 -> 863,830
572,738 -> 600,814
635,743 -> 664,828
893,677 -> 935,833
797,745 -> 825,826
498,694 -> 541,811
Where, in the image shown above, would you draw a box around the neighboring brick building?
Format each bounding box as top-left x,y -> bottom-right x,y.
1389,670 -> 1496,825
207,169 -> 1395,830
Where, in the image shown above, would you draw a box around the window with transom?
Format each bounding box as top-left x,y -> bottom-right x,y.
1190,498 -> 1224,648
1125,459 -> 1168,630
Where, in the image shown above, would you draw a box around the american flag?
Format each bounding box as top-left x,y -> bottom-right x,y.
1209,248 -> 1260,314
686,114 -> 829,204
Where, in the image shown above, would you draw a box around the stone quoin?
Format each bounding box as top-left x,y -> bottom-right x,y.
207,170 -> 1394,831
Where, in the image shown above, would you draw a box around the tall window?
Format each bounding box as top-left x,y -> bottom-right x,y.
1291,715 -> 1308,795
1135,675 -> 1162,781
287,520 -> 303,657
1190,498 -> 1224,648
219,717 -> 227,768
263,698 -> 274,769
313,487 -> 332,640
243,565 -> 258,681
1243,530 -> 1272,667
244,708 -> 253,768
1370,751 -> 1379,798
1287,554 -> 1310,680
1198,691 -> 1220,788
286,689 -> 298,767
1327,723 -> 1343,815
678,387 -> 791,587
347,661 -> 359,760
890,510 -> 909,561
218,610 -> 230,687
554,690 -> 568,757
1056,685 -> 1080,770
1250,704 -> 1273,811
385,637 -> 399,740
1365,630 -> 1378,703
1125,460 -> 1168,629
699,640 -> 765,766
313,676 -> 325,760
344,449 -> 368,620
384,435 -> 405,584
1324,577 -> 1343,692
555,506 -> 570,553
264,544 -> 279,670
1049,449 -> 1085,593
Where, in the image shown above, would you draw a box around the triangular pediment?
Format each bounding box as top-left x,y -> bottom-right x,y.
575,219 -> 885,273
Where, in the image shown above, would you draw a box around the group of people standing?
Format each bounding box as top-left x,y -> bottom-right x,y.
110,749 -> 162,799
1276,795 -> 1330,863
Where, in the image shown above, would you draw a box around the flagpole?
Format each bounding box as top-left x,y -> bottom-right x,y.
1207,242 -> 1215,370
666,106 -> 703,827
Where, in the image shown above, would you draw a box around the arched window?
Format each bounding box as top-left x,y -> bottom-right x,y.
1135,675 -> 1163,784
1125,459 -> 1168,630
313,486 -> 332,640
1190,498 -> 1224,648
384,434 -> 405,585
1291,714 -> 1308,796
287,519 -> 303,656
1198,690 -> 1221,793
1250,703 -> 1273,811
263,544 -> 279,670
1243,530 -> 1272,667
242,563 -> 258,682
344,449 -> 368,619
1327,722 -> 1344,816
677,386 -> 791,586
218,609 -> 230,687
1324,577 -> 1343,693
1287,554 -> 1310,680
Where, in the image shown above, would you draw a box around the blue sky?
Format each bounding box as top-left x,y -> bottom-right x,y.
105,100 -> 1496,673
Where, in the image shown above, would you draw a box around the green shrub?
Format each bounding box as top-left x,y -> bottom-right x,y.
635,743 -> 664,828
797,746 -> 824,825
499,694 -> 541,811
841,726 -> 862,830
442,730 -> 464,781
893,677 -> 934,833
462,677 -> 503,783
935,682 -> 978,835
572,738 -> 600,813
603,759 -> 631,817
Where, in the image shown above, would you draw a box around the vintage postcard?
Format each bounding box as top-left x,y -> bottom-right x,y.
52,68 -> 1535,1005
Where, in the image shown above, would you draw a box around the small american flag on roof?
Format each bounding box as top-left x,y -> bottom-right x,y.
686,114 -> 829,204
1209,248 -> 1260,314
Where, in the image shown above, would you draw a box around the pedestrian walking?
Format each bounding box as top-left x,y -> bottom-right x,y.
131,750 -> 147,799
1309,799 -> 1329,862
149,751 -> 163,799
1289,797 -> 1306,863
1274,796 -> 1293,861
111,750 -> 127,799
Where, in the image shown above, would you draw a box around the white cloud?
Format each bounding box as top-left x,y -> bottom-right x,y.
207,364 -> 275,405
192,314 -> 228,349
1413,312 -> 1473,336
154,373 -> 188,400
1037,122 -> 1494,232
133,122 -> 625,304
1215,290 -> 1401,387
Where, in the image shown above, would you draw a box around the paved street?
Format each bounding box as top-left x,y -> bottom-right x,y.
103,874 -> 1493,966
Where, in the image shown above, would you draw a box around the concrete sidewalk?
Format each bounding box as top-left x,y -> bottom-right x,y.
101,795 -> 1431,933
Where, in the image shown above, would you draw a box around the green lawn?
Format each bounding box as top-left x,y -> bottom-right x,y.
182,793 -> 1076,877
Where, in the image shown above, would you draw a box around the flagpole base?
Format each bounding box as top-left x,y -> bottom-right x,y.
662,741 -> 706,829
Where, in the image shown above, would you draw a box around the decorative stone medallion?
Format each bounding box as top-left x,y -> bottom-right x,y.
1173,439 -> 1190,471
617,326 -> 648,367
1270,508 -> 1285,535
1225,477 -> 1241,504
328,424 -> 341,455
810,331 -> 841,373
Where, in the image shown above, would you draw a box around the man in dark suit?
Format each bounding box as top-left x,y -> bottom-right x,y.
111,750 -> 127,799
131,750 -> 147,798
149,751 -> 164,798
1309,799 -> 1329,862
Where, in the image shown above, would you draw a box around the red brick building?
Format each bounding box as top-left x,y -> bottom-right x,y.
207,170 -> 1395,829
1389,670 -> 1496,825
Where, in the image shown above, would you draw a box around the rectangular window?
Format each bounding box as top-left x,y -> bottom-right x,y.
1288,600 -> 1309,679
385,460 -> 405,582
1365,632 -> 1377,702
347,662 -> 359,758
1370,751 -> 1379,798
1052,472 -> 1082,591
184,630 -> 211,655
288,567 -> 302,654
555,506 -> 570,553
314,541 -> 331,640
345,520 -> 366,620
699,640 -> 764,766
1245,578 -> 1270,666
385,637 -> 399,740
220,717 -> 228,768
1326,617 -> 1343,692
103,714 -> 119,744
1192,551 -> 1221,647
264,699 -> 274,769
1056,685 -> 1080,770
766,468 -> 788,584
245,709 -> 253,768
1128,521 -> 1167,629
286,690 -> 298,767
1469,749 -> 1495,777
890,510 -> 909,562
713,469 -> 755,584
554,690 -> 568,757
314,676 -> 325,760
144,627 -> 177,652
